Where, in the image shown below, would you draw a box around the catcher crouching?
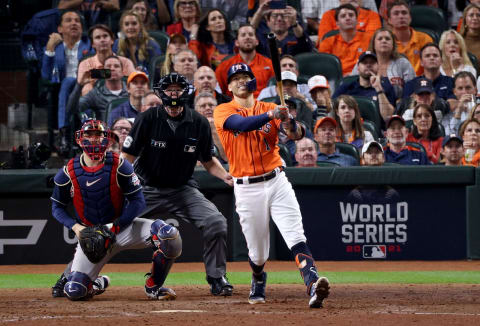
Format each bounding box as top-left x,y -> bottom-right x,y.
50,119 -> 182,301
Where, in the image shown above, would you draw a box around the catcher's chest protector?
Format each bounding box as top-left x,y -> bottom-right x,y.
67,152 -> 123,226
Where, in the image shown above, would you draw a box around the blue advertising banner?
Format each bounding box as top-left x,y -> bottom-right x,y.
296,185 -> 467,260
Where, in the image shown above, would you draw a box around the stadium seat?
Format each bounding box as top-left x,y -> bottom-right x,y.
410,6 -> 447,39
261,96 -> 277,103
322,29 -> 339,41
316,161 -> 341,167
335,142 -> 360,164
149,30 -> 169,54
294,52 -> 343,93
342,74 -> 358,87
351,96 -> 383,133
105,97 -> 129,125
468,52 -> 479,73
363,119 -> 380,140
413,27 -> 439,44
277,143 -> 293,167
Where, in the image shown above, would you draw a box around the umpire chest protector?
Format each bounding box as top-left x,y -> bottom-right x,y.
127,106 -> 213,188
67,152 -> 124,226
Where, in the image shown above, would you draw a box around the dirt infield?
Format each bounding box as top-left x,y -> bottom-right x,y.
1,261 -> 480,325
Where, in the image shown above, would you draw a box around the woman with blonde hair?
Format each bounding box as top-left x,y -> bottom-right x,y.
166,0 -> 202,41
460,3 -> 480,63
406,104 -> 444,163
439,29 -> 476,77
333,95 -> 374,149
160,33 -> 188,76
352,27 -> 415,99
113,11 -> 162,75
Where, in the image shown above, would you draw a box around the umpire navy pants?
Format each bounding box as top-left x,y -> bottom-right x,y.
138,184 -> 228,279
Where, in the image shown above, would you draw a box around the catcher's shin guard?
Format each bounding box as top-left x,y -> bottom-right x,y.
291,242 -> 320,295
64,271 -> 93,301
149,250 -> 175,287
150,219 -> 182,259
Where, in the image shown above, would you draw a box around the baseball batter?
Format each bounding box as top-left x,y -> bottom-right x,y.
50,120 -> 182,301
213,63 -> 330,308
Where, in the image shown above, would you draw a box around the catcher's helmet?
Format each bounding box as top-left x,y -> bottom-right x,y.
75,119 -> 112,161
153,72 -> 190,107
227,63 -> 257,92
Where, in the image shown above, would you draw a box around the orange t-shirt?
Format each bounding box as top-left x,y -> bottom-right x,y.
213,99 -> 283,177
317,8 -> 381,44
215,53 -> 274,99
461,149 -> 480,167
318,31 -> 372,76
396,28 -> 433,76
406,134 -> 443,163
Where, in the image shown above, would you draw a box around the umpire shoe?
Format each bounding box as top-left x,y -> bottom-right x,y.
309,277 -> 330,308
51,273 -> 67,298
207,275 -> 234,296
93,275 -> 110,296
248,272 -> 267,304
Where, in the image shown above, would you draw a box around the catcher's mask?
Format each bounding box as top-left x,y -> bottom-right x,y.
153,72 -> 190,107
75,119 -> 112,161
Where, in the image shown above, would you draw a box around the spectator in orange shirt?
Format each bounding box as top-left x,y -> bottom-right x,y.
406,103 -> 444,163
318,3 -> 371,76
387,0 -> 433,76
215,24 -> 274,98
460,117 -> 480,166
188,9 -> 235,69
317,0 -> 381,44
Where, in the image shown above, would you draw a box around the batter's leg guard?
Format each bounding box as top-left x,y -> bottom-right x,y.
291,242 -> 320,294
64,271 -> 93,301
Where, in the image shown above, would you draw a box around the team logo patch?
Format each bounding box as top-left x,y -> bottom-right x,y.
363,245 -> 386,259
184,145 -> 196,152
123,136 -> 133,148
131,173 -> 140,186
151,140 -> 167,148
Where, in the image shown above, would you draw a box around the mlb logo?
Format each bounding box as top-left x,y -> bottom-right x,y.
184,145 -> 196,152
363,245 -> 386,259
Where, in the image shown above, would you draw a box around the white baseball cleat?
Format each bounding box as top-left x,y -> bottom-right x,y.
309,277 -> 330,308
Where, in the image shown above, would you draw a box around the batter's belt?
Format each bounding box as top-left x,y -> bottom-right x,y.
235,167 -> 284,185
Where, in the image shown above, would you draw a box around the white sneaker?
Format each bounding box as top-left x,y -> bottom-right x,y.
93,275 -> 110,296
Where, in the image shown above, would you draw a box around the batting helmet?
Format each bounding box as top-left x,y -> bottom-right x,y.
153,72 -> 190,107
75,119 -> 112,161
227,63 -> 257,92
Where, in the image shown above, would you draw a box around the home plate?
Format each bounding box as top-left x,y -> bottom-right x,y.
151,310 -> 206,313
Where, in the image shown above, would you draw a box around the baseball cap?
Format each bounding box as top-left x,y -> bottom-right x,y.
169,33 -> 187,44
442,134 -> 463,147
314,116 -> 337,133
308,75 -> 330,92
414,77 -> 434,94
127,71 -> 149,85
281,70 -> 297,83
358,51 -> 377,63
386,115 -> 405,128
361,141 -> 384,155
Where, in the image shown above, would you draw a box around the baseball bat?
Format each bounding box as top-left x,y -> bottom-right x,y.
267,33 -> 286,107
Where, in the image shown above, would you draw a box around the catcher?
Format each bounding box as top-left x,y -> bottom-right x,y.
50,119 -> 182,301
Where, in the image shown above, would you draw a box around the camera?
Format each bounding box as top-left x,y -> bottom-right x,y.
269,0 -> 286,10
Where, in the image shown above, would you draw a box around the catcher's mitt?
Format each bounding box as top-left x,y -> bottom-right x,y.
79,225 -> 116,263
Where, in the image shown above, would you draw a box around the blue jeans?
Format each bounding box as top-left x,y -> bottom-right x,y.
58,77 -> 76,128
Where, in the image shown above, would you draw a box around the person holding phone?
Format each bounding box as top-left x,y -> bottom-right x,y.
251,0 -> 314,57
77,56 -> 129,122
77,24 -> 135,96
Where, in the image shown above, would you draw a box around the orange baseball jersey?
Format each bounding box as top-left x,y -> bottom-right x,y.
319,31 -> 372,76
317,8 -> 381,43
396,28 -> 433,76
213,100 -> 283,177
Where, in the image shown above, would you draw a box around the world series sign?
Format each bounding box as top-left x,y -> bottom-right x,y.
296,185 -> 467,260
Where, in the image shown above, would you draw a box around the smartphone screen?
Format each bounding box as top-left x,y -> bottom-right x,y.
91,69 -> 111,79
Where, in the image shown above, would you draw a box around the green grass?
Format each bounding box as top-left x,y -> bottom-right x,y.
1,271 -> 480,289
